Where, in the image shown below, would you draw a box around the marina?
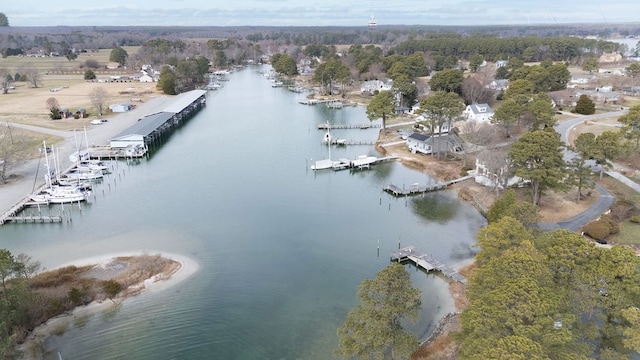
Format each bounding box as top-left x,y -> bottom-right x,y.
390,246 -> 467,284
0,89 -> 208,225
0,67 -> 485,359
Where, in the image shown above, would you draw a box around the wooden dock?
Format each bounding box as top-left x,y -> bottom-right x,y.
4,215 -> 63,223
317,123 -> 380,130
390,246 -> 467,284
384,175 -> 473,197
323,139 -> 376,146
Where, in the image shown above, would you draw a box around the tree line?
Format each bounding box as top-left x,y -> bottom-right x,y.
457,195 -> 640,359
390,35 -> 621,62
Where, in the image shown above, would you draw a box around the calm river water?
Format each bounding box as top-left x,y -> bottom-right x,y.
1,66 -> 486,359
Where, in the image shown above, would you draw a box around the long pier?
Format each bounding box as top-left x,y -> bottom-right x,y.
0,193 -> 66,225
323,139 -> 376,146
390,246 -> 467,284
384,175 -> 473,197
317,123 -> 380,130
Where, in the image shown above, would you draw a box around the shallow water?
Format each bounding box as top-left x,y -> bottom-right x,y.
0,66 -> 485,359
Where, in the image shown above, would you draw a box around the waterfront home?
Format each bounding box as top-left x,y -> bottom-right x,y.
473,150 -> 524,190
360,79 -> 393,94
406,131 -> 464,155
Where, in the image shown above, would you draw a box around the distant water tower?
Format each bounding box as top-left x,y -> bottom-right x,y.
368,15 -> 377,28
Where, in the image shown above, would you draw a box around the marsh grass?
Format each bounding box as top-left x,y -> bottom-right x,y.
9,254 -> 178,343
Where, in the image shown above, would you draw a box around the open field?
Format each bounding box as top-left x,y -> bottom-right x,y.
0,46 -> 140,72
0,46 -> 160,150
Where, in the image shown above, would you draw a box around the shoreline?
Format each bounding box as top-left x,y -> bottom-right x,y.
18,251 -> 199,356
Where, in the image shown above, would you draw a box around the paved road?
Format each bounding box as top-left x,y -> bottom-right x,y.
554,108 -> 628,144
0,96 -> 168,215
540,108 -> 637,231
538,184 -> 616,231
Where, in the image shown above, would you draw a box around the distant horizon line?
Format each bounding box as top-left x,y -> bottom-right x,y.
3,21 -> 640,29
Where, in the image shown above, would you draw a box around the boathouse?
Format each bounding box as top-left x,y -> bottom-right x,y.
110,112 -> 174,148
109,90 -> 206,148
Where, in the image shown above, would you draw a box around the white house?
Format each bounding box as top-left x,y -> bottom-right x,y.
570,76 -> 594,85
407,133 -> 433,155
360,79 -> 393,94
139,65 -> 157,82
487,79 -> 509,91
473,159 -> 522,189
495,60 -> 508,68
463,103 -> 494,122
406,131 -> 464,155
414,117 -> 453,135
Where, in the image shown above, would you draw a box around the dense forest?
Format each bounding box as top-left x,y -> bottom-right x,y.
0,23 -> 637,58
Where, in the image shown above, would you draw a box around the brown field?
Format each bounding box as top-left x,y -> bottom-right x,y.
0,77 -> 159,127
0,46 -> 159,132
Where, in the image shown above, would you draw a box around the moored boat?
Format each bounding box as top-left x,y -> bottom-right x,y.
30,185 -> 90,204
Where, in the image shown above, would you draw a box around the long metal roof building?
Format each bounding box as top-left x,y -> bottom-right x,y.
109,90 -> 206,148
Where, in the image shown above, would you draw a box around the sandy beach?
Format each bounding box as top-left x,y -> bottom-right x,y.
18,251 -> 199,356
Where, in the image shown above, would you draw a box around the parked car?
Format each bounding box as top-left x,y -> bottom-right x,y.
90,119 -> 107,125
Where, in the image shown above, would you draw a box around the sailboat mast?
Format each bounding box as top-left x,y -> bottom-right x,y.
42,140 -> 52,188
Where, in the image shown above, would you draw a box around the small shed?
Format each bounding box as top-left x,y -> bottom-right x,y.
109,103 -> 132,113
76,108 -> 87,118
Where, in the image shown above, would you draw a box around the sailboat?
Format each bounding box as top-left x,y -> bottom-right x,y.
30,141 -> 90,204
62,128 -> 104,181
311,128 -> 335,170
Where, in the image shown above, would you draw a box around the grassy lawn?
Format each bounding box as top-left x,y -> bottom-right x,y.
613,221 -> 640,246
600,176 -> 640,248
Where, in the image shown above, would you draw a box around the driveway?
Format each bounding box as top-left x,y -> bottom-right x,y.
541,108 -> 637,231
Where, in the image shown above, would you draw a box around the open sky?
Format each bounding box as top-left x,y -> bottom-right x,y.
4,0 -> 640,27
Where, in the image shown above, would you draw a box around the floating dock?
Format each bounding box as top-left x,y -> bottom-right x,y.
384,175 -> 473,196
390,246 -> 467,284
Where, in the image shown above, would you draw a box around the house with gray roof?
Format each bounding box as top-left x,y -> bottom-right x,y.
406,131 -> 464,155
463,103 -> 494,122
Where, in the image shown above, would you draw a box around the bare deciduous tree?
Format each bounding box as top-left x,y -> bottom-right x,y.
0,125 -> 28,183
14,253 -> 42,280
20,63 -> 41,88
89,87 -> 108,116
0,68 -> 11,94
461,76 -> 494,105
46,97 -> 59,111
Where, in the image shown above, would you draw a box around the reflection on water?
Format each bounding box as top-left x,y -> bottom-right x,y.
411,193 -> 460,224
1,66 -> 486,359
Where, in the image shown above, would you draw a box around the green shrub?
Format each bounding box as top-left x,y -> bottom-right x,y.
101,280 -> 121,299
583,221 -> 611,240
630,216 -> 640,223
84,69 -> 96,80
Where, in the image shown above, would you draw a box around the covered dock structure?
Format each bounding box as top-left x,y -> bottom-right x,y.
109,89 -> 206,149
